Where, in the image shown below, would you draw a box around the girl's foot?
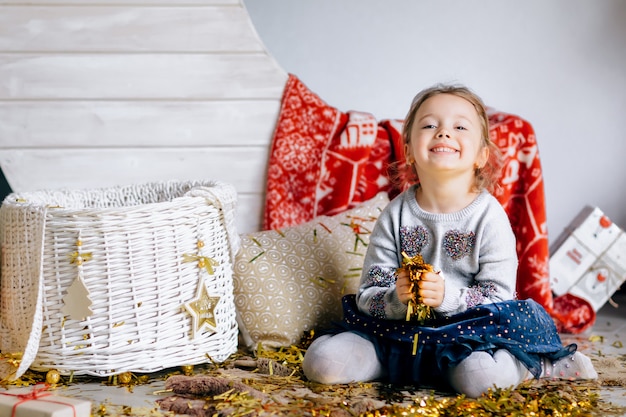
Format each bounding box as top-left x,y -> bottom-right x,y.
542,351 -> 597,380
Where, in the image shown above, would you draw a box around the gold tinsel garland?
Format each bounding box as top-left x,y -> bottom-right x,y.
365,379 -> 623,417
398,252 -> 436,324
3,336 -> 626,417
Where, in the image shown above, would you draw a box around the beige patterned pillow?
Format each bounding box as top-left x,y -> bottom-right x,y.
233,193 -> 389,348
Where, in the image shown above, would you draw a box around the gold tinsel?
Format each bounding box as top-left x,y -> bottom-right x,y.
3,333 -> 625,416
398,252 -> 436,324
366,379 -> 625,417
158,346 -> 626,417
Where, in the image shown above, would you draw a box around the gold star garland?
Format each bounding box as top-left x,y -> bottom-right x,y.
183,240 -> 221,338
184,283 -> 221,338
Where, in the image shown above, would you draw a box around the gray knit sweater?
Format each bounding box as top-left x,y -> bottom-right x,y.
356,185 -> 518,320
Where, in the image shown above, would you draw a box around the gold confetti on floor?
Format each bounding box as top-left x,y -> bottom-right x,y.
3,331 -> 626,417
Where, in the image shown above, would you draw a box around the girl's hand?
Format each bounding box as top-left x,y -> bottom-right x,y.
418,271 -> 445,308
395,269 -> 413,305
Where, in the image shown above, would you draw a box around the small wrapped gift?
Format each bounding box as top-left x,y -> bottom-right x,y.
549,206 -> 626,311
0,384 -> 90,417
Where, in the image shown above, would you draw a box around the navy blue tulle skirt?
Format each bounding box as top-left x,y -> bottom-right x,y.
341,295 -> 576,385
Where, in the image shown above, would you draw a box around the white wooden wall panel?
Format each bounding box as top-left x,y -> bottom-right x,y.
0,6 -> 263,52
0,1 -> 239,5
0,101 -> 281,148
0,55 -> 285,99
0,148 -> 269,192
0,0 -> 288,233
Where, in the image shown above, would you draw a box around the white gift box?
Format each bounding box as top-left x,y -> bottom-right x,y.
549,206 -> 626,311
0,386 -> 90,417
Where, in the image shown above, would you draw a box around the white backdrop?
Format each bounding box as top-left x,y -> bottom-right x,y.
244,0 -> 626,245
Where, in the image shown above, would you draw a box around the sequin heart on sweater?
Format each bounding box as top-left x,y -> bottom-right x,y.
400,225 -> 430,257
443,230 -> 476,260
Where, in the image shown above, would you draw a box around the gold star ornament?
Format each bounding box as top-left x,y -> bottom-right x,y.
184,282 -> 221,338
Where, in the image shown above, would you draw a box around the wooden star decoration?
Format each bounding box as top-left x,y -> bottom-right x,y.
184,282 -> 221,338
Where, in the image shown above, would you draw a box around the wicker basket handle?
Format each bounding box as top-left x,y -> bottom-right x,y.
185,181 -> 241,261
0,201 -> 48,380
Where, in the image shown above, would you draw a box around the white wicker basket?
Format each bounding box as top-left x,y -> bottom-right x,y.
0,180 -> 240,379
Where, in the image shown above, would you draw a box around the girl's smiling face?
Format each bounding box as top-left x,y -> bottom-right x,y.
406,93 -> 488,183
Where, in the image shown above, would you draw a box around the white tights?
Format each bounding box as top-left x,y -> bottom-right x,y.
302,332 -> 386,384
302,331 -> 597,397
446,350 -> 529,397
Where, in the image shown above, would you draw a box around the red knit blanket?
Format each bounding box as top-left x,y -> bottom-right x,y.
263,74 -> 594,333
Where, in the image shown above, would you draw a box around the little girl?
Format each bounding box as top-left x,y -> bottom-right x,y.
302,84 -> 597,397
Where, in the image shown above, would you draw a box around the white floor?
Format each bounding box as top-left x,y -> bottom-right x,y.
579,291 -> 626,413
3,292 -> 626,416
